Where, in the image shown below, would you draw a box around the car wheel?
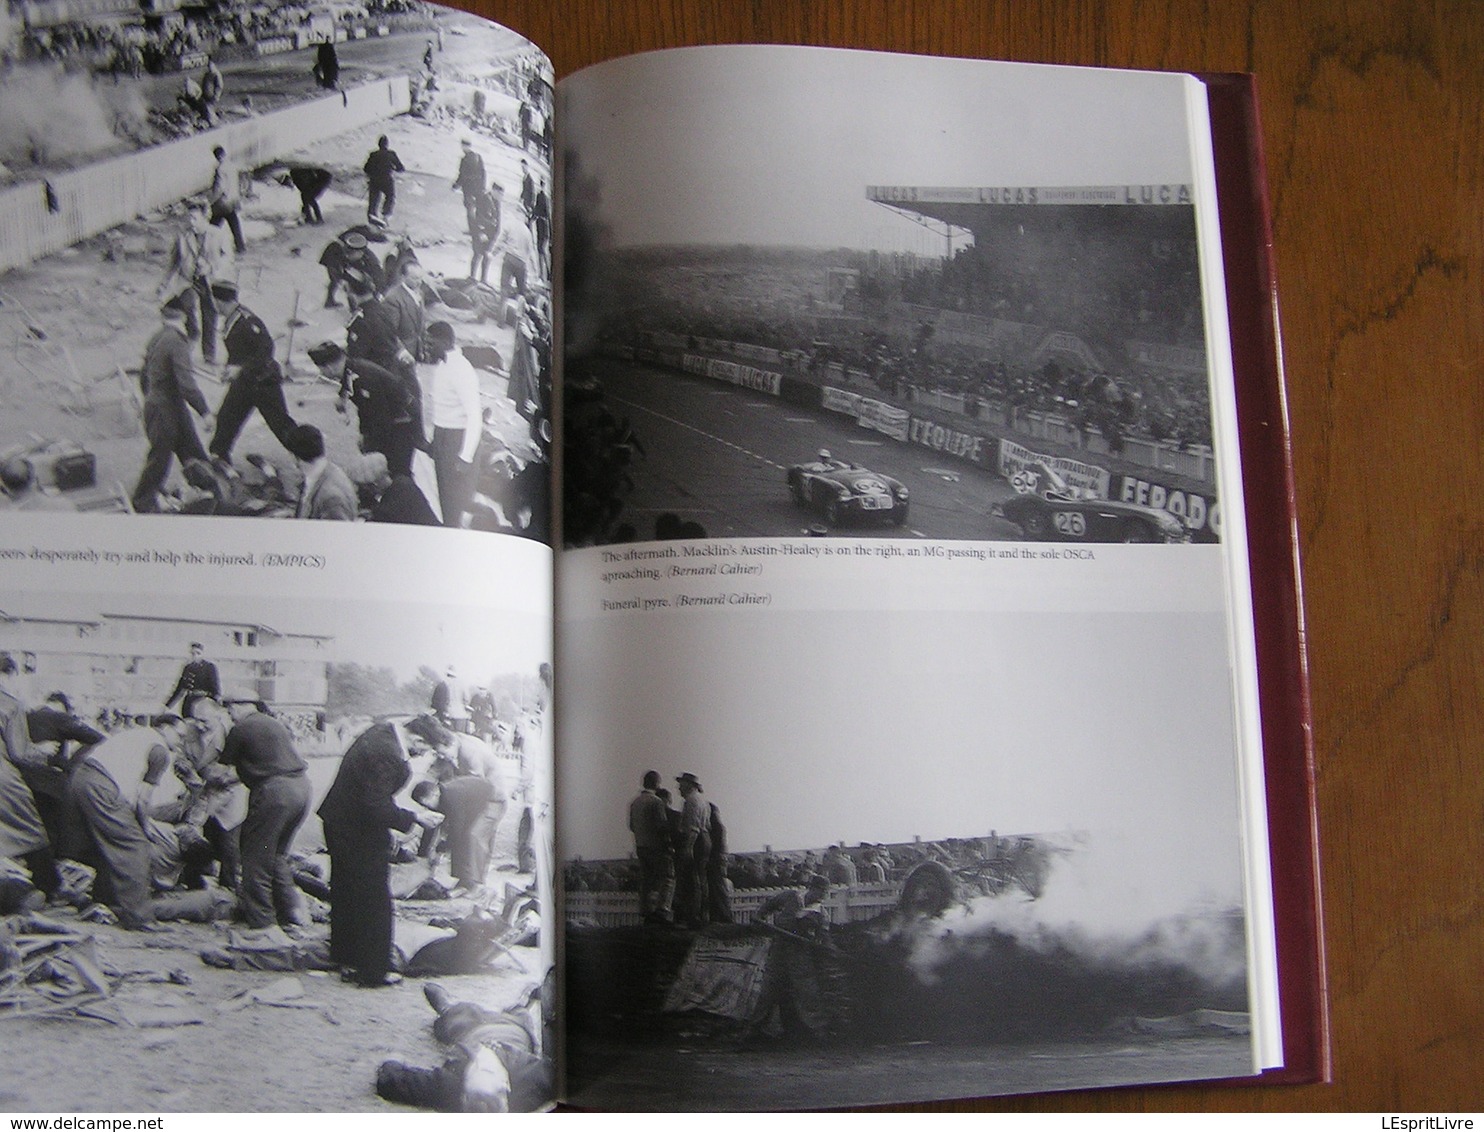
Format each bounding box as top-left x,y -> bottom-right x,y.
1121,521 -> 1154,543
789,475 -> 804,505
824,497 -> 841,525
891,505 -> 908,527
1021,511 -> 1048,539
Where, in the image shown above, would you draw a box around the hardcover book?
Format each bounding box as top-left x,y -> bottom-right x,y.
0,2 -> 1324,1112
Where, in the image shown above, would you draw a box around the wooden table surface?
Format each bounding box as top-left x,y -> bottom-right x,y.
474,1 -> 1482,1112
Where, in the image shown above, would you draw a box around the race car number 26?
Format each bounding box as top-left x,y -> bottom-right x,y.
1052,511 -> 1087,537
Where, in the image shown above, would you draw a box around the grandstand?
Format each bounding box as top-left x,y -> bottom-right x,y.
860,184 -> 1212,442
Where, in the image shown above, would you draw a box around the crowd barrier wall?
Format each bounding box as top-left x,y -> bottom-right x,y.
0,75 -> 412,275
605,337 -> 1221,538
631,338 -> 1215,486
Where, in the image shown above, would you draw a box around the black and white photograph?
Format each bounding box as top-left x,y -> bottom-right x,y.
0,589 -> 554,1112
562,47 -> 1223,548
0,0 -> 551,537
558,605 -> 1257,1110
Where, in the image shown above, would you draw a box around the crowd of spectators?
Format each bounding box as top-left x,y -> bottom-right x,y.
564,834 -> 1040,897
594,244 -> 1216,453
12,0 -> 432,77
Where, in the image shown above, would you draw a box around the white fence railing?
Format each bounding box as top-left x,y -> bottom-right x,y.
0,76 -> 412,276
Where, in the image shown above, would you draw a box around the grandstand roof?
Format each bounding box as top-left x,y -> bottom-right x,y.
867,183 -> 1195,233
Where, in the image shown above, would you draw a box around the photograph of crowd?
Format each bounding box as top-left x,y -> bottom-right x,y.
0,592 -> 554,1112
561,48 -> 1224,548
556,597 -> 1260,1109
0,1 -> 551,537
563,774 -> 1253,1111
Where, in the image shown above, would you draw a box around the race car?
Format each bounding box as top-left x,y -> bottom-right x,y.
994,461 -> 1190,544
786,449 -> 909,527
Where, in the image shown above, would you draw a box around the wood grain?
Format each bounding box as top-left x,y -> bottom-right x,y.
469,0 -> 1484,1110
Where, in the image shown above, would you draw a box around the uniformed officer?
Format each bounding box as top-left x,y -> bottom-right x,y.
208,283 -> 297,466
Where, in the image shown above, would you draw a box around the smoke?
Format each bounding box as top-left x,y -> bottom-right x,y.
560,148 -> 613,360
0,66 -> 149,174
903,834 -> 1248,994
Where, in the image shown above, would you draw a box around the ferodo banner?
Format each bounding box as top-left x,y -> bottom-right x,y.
999,439 -> 1111,499
1111,474 -> 1221,542
908,417 -> 993,467
682,354 -> 783,397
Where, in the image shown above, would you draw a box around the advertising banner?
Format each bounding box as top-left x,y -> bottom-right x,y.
1110,473 -> 1221,541
999,438 -> 1111,499
682,354 -> 783,397
858,400 -> 910,442
908,417 -> 993,467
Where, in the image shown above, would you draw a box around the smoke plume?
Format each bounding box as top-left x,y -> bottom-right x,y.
904,834 -> 1248,993
0,65 -> 148,176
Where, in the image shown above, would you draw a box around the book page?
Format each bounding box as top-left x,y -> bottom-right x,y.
0,1 -> 555,1113
556,45 -> 1276,1109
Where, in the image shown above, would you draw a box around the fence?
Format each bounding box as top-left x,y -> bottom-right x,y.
0,75 -> 412,275
565,883 -> 901,928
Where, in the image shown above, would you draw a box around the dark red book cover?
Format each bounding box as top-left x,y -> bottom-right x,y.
1200,71 -> 1331,1087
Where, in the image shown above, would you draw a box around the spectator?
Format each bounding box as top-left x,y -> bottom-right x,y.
286,424 -> 356,521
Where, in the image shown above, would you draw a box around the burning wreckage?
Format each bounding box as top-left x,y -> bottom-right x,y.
566,839 -> 1253,1051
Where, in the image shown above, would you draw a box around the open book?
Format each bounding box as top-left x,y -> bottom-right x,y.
0,1 -> 1324,1113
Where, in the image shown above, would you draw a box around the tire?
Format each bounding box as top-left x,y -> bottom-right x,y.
899,861 -> 956,919
891,504 -> 908,527
824,497 -> 842,525
1020,510 -> 1048,539
1121,521 -> 1154,544
789,474 -> 805,505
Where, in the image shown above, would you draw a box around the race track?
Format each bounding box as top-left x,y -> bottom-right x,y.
590,357 -> 1027,541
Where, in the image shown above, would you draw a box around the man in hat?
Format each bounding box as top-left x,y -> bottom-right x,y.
319,228 -> 383,309
208,282 -> 297,467
344,274 -> 399,365
310,340 -> 420,478
164,641 -> 220,717
156,200 -> 230,364
431,666 -> 470,733
674,772 -> 711,928
453,138 -> 486,235
285,424 -> 356,521
279,164 -> 333,225
132,299 -> 214,513
469,177 -> 503,284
